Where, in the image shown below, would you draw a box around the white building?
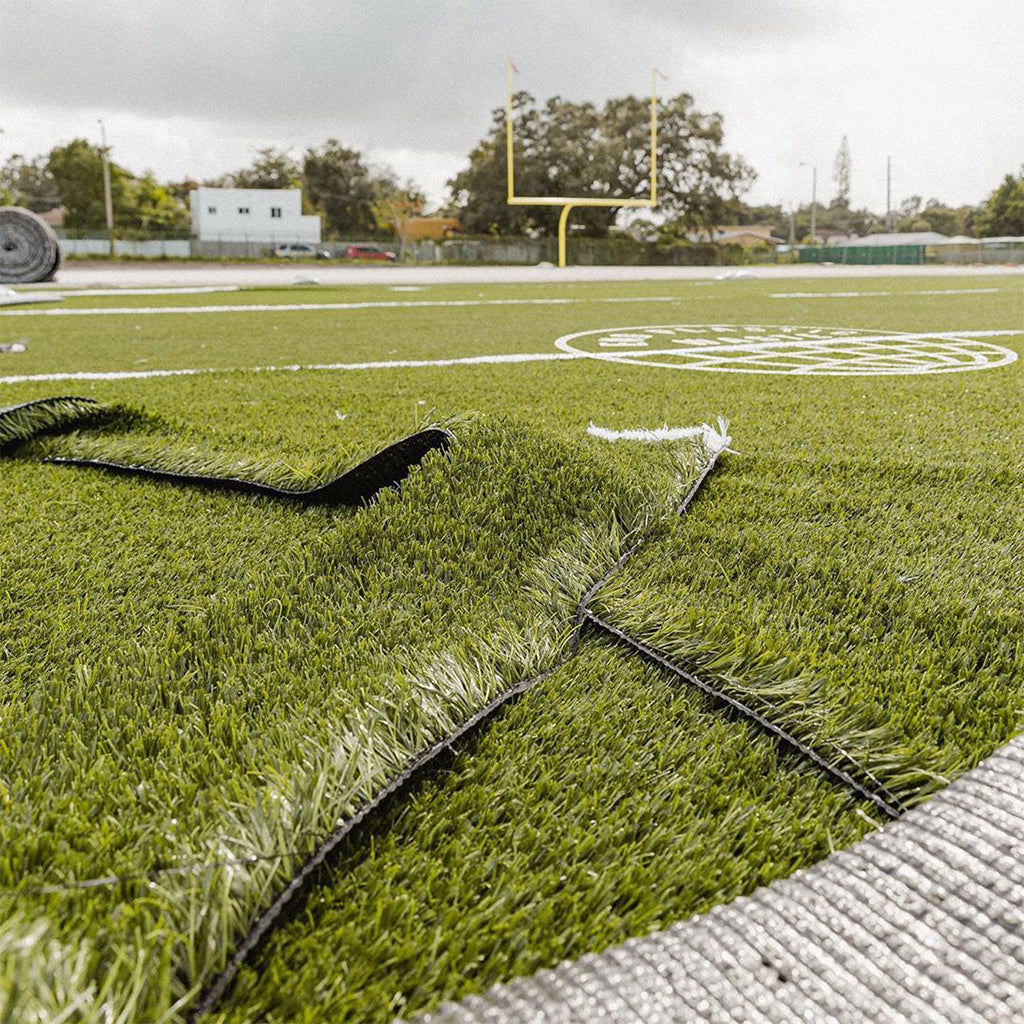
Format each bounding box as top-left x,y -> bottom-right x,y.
190,187 -> 321,244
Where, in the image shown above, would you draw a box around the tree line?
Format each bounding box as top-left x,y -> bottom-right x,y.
2,95 -> 1022,239
0,139 -> 424,238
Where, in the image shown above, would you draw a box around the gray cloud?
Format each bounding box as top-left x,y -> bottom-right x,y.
2,1 -> 1021,210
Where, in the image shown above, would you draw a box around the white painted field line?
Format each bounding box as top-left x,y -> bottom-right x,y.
1,328 -> 1019,388
54,286 -> 243,298
769,287 -> 1000,299
0,351 -> 588,385
0,295 -> 683,318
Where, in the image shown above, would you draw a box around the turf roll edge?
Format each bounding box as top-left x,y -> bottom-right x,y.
1,394 -> 452,505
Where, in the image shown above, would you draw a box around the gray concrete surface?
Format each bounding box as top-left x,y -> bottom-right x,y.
20,261 -> 1024,291
416,738 -> 1024,1023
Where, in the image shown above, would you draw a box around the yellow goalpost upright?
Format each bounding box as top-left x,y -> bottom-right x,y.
505,59 -> 660,268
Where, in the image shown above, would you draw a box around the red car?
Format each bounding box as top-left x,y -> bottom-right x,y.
344,243 -> 397,262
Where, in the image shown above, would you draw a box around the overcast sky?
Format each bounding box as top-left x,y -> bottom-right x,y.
2,1 -> 1021,214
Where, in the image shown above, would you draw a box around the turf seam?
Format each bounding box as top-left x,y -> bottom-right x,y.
581,609 -> 905,821
42,428 -> 452,505
2,393 -> 452,506
190,446 -> 728,1020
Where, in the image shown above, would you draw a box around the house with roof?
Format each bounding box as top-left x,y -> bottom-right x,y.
686,225 -> 784,248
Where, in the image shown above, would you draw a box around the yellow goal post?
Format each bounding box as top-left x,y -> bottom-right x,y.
505,60 -> 659,267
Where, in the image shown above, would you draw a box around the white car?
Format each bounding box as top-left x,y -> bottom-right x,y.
272,243 -> 331,259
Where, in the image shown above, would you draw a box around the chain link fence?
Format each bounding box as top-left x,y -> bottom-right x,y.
51,231 -> 1023,266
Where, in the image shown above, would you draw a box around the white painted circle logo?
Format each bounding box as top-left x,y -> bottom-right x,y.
554,324 -> 1018,376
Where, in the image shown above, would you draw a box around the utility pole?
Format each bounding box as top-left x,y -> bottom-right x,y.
811,165 -> 817,243
886,155 -> 892,231
799,162 -> 817,244
98,119 -> 115,256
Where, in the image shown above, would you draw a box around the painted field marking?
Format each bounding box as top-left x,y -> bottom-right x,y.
555,324 -> 1020,376
769,288 -> 1000,299
53,286 -> 243,298
588,419 -> 733,453
0,351 -> 586,385
0,328 -> 1019,387
0,295 -> 685,318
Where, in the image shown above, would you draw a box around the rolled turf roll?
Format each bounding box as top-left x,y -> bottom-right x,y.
0,206 -> 61,284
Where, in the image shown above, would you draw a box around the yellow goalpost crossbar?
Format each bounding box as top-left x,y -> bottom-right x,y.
505,59 -> 659,267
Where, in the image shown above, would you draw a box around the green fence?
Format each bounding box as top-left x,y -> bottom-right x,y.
799,245 -> 925,265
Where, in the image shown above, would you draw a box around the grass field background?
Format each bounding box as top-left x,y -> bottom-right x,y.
1,274 -> 1021,1021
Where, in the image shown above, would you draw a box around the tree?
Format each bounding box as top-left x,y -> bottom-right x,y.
211,147 -> 301,190
44,139 -> 188,231
894,198 -> 981,237
448,91 -> 755,237
369,168 -> 425,237
976,169 -> 1024,236
47,138 -> 131,228
0,153 -> 58,211
302,140 -> 378,236
124,173 -> 190,231
200,140 -> 421,238
832,135 -> 851,207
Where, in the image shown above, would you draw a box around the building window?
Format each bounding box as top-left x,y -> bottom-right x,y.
238,206 -> 250,214
270,207 -> 282,218
207,206 -> 217,214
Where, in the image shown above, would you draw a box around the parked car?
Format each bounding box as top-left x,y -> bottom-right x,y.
343,243 -> 397,262
272,243 -> 331,259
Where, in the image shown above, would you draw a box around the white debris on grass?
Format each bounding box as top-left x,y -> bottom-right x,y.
588,417 -> 732,453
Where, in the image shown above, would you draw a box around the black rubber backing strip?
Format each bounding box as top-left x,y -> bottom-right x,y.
45,428 -> 452,506
1,394 -> 451,506
583,608 -> 905,820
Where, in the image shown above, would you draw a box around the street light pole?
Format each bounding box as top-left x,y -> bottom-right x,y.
886,155 -> 892,231
811,165 -> 817,243
98,119 -> 115,256
799,162 -> 817,244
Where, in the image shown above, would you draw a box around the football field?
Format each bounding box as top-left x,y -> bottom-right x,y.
1,273 -> 1022,1022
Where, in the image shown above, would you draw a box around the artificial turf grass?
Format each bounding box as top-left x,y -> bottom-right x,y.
0,394 -> 108,448
0,413 -> 711,1024
590,442 -> 1024,809
1,273 -> 1017,381
214,639 -> 876,1024
1,274 -> 1019,1022
173,287 -> 1020,1022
